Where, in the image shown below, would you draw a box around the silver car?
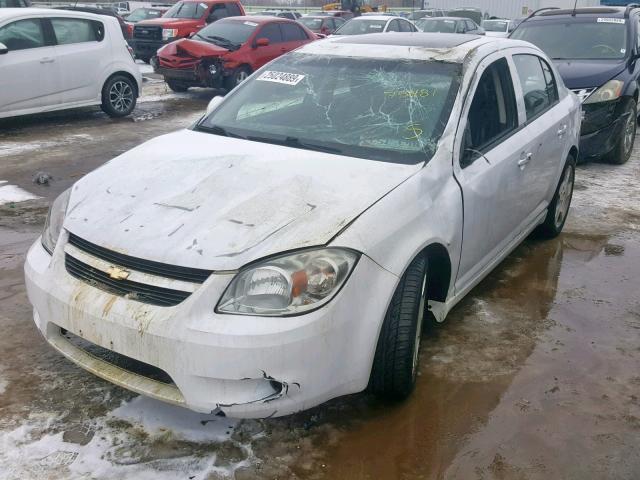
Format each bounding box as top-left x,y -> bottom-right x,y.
25,33 -> 580,417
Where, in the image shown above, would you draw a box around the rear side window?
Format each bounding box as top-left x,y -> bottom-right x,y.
209,3 -> 229,21
399,20 -> 412,32
281,22 -> 308,41
257,23 -> 283,43
0,18 -> 45,50
463,57 -> 518,165
387,20 -> 401,32
226,2 -> 242,16
513,54 -> 557,121
51,18 -> 104,44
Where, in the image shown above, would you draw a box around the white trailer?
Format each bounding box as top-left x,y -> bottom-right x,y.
421,0 -> 601,19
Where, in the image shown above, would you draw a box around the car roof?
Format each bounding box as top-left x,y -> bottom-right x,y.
532,6 -> 627,19
421,16 -> 464,21
299,32 -> 534,63
226,15 -> 294,24
0,7 -> 111,21
350,15 -> 393,21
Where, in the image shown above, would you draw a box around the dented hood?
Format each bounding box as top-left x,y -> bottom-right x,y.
64,130 -> 420,271
161,38 -> 229,58
136,17 -> 201,27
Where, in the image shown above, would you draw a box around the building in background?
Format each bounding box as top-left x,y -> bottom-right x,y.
421,0 -> 600,19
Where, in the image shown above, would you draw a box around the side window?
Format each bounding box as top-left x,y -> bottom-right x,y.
513,54 -> 553,121
208,4 -> 228,22
51,18 -> 104,45
467,20 -> 476,31
463,57 -> 518,166
455,21 -> 465,33
387,20 -> 401,32
0,18 -> 45,51
399,20 -> 412,32
226,2 -> 242,16
257,23 -> 283,43
281,22 -> 308,41
325,18 -> 335,30
540,58 -> 559,104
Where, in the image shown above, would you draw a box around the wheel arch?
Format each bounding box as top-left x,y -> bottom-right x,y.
103,71 -> 140,98
421,242 -> 452,303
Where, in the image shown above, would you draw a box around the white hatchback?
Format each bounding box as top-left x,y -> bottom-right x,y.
0,8 -> 142,119
25,34 -> 580,418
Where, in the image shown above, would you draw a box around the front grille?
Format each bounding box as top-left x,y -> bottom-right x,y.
158,67 -> 199,81
134,25 -> 162,40
68,233 -> 212,283
61,328 -> 175,385
65,254 -> 191,307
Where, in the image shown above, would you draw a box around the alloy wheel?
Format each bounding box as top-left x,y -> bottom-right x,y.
109,81 -> 134,113
554,165 -> 574,229
411,273 -> 427,379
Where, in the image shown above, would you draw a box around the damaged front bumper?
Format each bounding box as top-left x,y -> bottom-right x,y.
24,234 -> 398,418
154,58 -> 226,88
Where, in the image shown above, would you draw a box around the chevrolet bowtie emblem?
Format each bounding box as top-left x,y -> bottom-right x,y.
107,266 -> 130,281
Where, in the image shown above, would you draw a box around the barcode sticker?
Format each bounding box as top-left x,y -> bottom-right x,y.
257,71 -> 306,86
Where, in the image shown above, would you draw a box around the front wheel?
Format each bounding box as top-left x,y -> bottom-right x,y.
224,66 -> 251,91
101,75 -> 137,118
536,156 -> 575,238
369,255 -> 428,399
606,98 -> 636,165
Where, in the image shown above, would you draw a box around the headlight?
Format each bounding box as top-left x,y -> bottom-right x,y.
42,189 -> 71,255
162,28 -> 178,41
217,248 -> 359,316
584,80 -> 624,104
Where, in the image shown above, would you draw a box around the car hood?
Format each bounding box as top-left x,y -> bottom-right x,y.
136,17 -> 200,27
159,38 -> 230,58
552,59 -> 627,89
64,130 -> 421,271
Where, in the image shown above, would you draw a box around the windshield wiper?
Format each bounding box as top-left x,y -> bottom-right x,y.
194,124 -> 245,138
205,35 -> 240,50
246,135 -> 343,154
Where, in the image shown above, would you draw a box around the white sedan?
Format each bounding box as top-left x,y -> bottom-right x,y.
25,33 -> 580,418
0,8 -> 142,119
333,15 -> 418,35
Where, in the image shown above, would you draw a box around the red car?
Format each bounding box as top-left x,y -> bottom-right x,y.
298,15 -> 346,35
154,16 -> 317,92
132,0 -> 246,63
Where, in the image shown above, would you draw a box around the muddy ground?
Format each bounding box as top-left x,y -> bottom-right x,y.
0,74 -> 639,480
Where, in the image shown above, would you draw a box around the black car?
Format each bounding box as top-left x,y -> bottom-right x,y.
511,6 -> 639,164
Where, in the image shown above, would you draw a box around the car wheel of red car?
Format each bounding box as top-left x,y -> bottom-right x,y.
224,66 -> 252,91
167,81 -> 189,93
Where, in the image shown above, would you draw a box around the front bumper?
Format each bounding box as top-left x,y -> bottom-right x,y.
24,233 -> 397,418
154,61 -> 225,88
579,99 -> 629,160
131,39 -> 166,59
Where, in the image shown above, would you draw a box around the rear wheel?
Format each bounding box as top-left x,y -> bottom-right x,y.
536,156 -> 575,239
224,66 -> 251,91
101,75 -> 137,118
167,81 -> 189,93
369,255 -> 428,399
606,98 -> 636,165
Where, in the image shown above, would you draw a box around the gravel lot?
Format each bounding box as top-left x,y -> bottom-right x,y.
1,72 -> 639,480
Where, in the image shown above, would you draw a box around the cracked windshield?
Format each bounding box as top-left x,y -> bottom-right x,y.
198,53 -> 461,164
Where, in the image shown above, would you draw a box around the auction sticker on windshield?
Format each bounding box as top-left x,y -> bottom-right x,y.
257,71 -> 306,86
597,18 -> 625,24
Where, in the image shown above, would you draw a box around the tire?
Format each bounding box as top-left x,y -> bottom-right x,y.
605,98 -> 636,165
369,255 -> 428,399
224,66 -> 251,91
101,75 -> 137,118
167,81 -> 189,93
535,156 -> 575,239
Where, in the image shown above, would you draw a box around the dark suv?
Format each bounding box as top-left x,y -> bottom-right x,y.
511,6 -> 640,164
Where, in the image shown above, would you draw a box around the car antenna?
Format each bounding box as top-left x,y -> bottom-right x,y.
572,0 -> 578,17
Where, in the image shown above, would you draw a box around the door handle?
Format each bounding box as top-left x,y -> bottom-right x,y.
557,124 -> 568,137
39,57 -> 55,64
518,152 -> 532,168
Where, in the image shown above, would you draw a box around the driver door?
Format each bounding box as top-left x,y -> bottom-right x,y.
252,22 -> 284,69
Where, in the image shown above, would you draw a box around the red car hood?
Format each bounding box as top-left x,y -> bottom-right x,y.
159,38 -> 229,59
137,17 -> 200,27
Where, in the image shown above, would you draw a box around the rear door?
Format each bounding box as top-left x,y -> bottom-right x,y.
453,54 -> 534,292
0,17 -> 61,115
511,52 -> 569,219
48,16 -> 107,105
279,22 -> 310,53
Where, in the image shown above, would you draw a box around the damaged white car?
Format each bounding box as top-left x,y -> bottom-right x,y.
25,33 -> 581,418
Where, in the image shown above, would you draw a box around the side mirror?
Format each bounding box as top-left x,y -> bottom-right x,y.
255,37 -> 269,48
206,95 -> 224,115
0,42 -> 7,55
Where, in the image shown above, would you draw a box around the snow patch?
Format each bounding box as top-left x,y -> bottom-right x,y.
0,181 -> 39,205
0,134 -> 95,158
